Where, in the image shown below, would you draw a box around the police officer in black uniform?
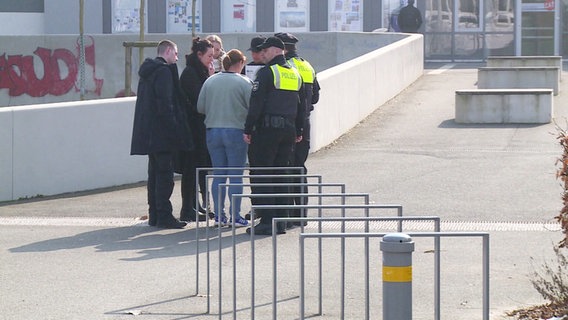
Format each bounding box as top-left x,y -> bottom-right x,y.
274,32 -> 320,227
243,36 -> 305,235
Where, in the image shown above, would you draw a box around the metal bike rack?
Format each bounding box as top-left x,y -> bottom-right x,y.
299,231 -> 490,320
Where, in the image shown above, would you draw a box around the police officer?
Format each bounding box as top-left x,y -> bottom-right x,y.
242,35 -> 266,80
274,32 -> 320,227
243,36 -> 305,235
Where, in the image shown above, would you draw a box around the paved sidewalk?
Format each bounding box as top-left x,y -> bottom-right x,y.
1,63 -> 566,319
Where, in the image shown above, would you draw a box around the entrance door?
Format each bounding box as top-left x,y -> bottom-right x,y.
516,0 -> 559,55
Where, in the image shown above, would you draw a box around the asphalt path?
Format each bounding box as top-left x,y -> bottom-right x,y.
1,63 -> 566,319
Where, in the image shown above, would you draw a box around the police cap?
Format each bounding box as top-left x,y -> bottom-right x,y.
247,36 -> 266,52
274,32 -> 299,45
256,36 -> 285,50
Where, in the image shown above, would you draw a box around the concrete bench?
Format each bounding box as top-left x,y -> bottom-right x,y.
455,89 -> 553,124
477,66 -> 559,95
486,56 -> 562,81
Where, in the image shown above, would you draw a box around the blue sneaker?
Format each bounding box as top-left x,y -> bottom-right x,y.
214,215 -> 227,227
230,215 -> 249,227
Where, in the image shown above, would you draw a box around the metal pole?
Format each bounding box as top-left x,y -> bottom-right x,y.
483,234 -> 490,320
79,0 -> 85,100
139,0 -> 145,66
124,46 -> 132,97
381,233 -> 414,320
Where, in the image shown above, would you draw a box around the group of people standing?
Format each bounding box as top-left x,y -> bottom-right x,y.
130,33 -> 320,235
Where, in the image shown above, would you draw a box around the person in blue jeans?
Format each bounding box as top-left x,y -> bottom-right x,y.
197,49 -> 253,227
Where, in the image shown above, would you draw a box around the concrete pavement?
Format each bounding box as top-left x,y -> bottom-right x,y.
1,63 -> 566,319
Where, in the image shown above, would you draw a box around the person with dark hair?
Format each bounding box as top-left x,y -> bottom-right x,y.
241,35 -> 266,80
197,49 -> 253,227
178,37 -> 215,222
397,0 -> 423,33
274,32 -> 320,228
130,39 -> 192,229
243,37 -> 305,235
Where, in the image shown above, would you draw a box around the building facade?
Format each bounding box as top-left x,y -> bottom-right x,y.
0,0 -> 565,61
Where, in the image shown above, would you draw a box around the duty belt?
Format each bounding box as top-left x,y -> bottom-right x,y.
262,115 -> 295,129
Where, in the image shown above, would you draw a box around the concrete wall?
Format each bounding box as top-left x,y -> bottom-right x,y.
0,33 -> 423,202
455,89 -> 553,124
477,67 -> 560,96
0,98 -> 147,201
311,34 -> 423,150
0,32 -> 407,107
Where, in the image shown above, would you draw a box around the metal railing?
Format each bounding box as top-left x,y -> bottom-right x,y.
299,231 -> 490,320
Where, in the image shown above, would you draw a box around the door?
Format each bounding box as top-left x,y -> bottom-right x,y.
516,0 -> 560,55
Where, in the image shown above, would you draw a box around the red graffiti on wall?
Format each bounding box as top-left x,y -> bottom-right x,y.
0,36 -> 103,97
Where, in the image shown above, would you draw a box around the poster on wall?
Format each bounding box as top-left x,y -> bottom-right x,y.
275,0 -> 309,32
328,0 -> 363,31
221,0 -> 256,32
167,0 -> 201,33
112,0 -> 146,33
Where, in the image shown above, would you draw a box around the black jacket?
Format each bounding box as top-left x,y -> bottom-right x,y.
179,53 -> 210,150
130,57 -> 193,155
285,51 -> 320,117
244,54 -> 306,137
398,5 -> 422,33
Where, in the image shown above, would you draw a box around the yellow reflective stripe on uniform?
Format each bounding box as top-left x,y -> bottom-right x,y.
270,65 -> 302,91
382,266 -> 412,282
288,57 -> 315,84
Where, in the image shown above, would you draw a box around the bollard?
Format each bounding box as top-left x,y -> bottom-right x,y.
380,233 -> 415,320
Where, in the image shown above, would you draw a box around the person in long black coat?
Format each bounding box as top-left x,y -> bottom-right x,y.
130,39 -> 193,229
178,37 -> 215,221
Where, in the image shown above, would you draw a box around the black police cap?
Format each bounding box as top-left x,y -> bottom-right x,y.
247,36 -> 266,52
256,37 -> 285,50
274,32 -> 299,45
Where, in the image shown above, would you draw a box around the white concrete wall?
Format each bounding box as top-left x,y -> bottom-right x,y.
311,34 -> 424,151
455,89 -> 553,124
0,98 -> 147,201
0,33 -> 423,202
477,67 -> 560,95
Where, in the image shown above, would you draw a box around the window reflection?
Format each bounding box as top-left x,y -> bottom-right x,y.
458,0 -> 480,30
425,0 -> 452,32
486,0 -> 514,31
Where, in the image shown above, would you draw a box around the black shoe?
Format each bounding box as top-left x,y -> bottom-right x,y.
156,218 -> 187,229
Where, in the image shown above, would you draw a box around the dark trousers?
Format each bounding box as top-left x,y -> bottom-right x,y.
291,118 -> 310,218
180,148 -> 211,214
147,152 -> 175,224
248,126 -> 295,226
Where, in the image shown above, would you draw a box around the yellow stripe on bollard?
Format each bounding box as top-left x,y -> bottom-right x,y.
382,266 -> 412,282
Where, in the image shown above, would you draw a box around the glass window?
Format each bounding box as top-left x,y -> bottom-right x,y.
485,0 -> 514,32
275,0 -> 309,32
485,32 -> 514,55
425,33 -> 453,58
221,0 -> 256,32
425,0 -> 453,32
457,0 -> 482,31
166,0 -> 201,33
328,0 -> 363,31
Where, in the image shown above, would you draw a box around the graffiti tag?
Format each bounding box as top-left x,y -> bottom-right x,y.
0,37 -> 103,98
